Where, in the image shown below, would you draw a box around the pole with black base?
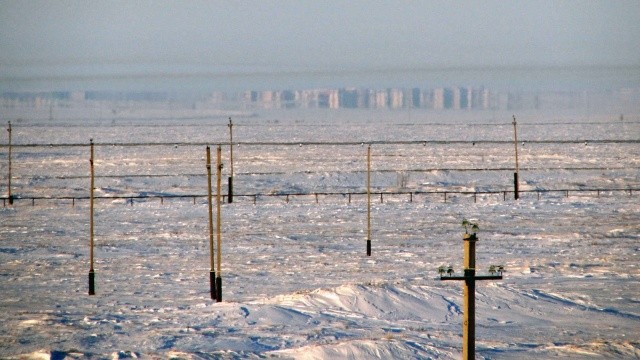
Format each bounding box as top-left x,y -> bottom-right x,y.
228,117 -> 234,203
216,145 -> 223,302
209,270 -> 216,300
366,145 -> 371,256
88,270 -> 95,295
206,146 -> 217,300
88,139 -> 96,295
440,228 -> 504,360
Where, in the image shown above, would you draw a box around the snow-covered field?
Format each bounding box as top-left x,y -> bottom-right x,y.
1,106 -> 639,359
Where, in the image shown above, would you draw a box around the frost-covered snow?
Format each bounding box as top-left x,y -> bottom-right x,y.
1,106 -> 639,359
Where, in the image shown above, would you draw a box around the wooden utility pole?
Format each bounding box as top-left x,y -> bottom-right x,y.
512,115 -> 519,200
6,121 -> 12,205
206,146 -> 216,300
228,118 -> 234,203
366,145 -> 371,256
88,139 -> 95,295
216,145 -> 223,301
440,230 -> 503,359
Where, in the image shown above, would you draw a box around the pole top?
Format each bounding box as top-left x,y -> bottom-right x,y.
512,115 -> 517,125
90,138 -> 93,144
463,233 -> 478,241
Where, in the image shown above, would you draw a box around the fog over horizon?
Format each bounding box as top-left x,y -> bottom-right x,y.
1,1 -> 639,92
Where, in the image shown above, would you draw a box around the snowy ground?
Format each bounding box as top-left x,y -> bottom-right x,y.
1,106 -> 639,359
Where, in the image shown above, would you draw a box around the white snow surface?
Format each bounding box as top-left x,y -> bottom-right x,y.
1,107 -> 639,359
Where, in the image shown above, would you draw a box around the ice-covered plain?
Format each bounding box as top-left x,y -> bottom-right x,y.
1,106 -> 639,359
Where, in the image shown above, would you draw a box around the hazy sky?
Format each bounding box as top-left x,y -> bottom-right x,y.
1,1 -> 639,91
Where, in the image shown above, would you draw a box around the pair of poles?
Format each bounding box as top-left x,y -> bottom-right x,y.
88,142 -> 225,302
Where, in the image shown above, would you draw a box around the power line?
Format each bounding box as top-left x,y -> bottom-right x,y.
9,166 -> 639,181
3,139 -> 639,148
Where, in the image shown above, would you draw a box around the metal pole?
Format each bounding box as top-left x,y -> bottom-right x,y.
512,115 -> 519,200
463,234 -> 477,360
216,145 -> 223,302
7,121 -> 12,205
206,146 -> 216,300
89,139 -> 95,295
228,118 -> 234,203
366,145 -> 371,256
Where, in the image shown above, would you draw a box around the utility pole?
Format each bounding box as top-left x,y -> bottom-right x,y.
512,115 -> 519,200
366,145 -> 371,256
7,121 -> 12,205
440,225 -> 503,359
228,117 -> 234,203
88,139 -> 95,295
216,145 -> 223,302
206,146 -> 216,300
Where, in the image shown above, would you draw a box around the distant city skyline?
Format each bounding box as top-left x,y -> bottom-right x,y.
4,84 -> 638,114
1,1 -> 639,93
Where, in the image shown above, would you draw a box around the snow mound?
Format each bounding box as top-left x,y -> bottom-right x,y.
270,338 -> 457,360
264,283 -> 455,323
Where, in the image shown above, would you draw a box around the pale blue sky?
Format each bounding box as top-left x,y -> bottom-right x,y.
1,1 -> 639,91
